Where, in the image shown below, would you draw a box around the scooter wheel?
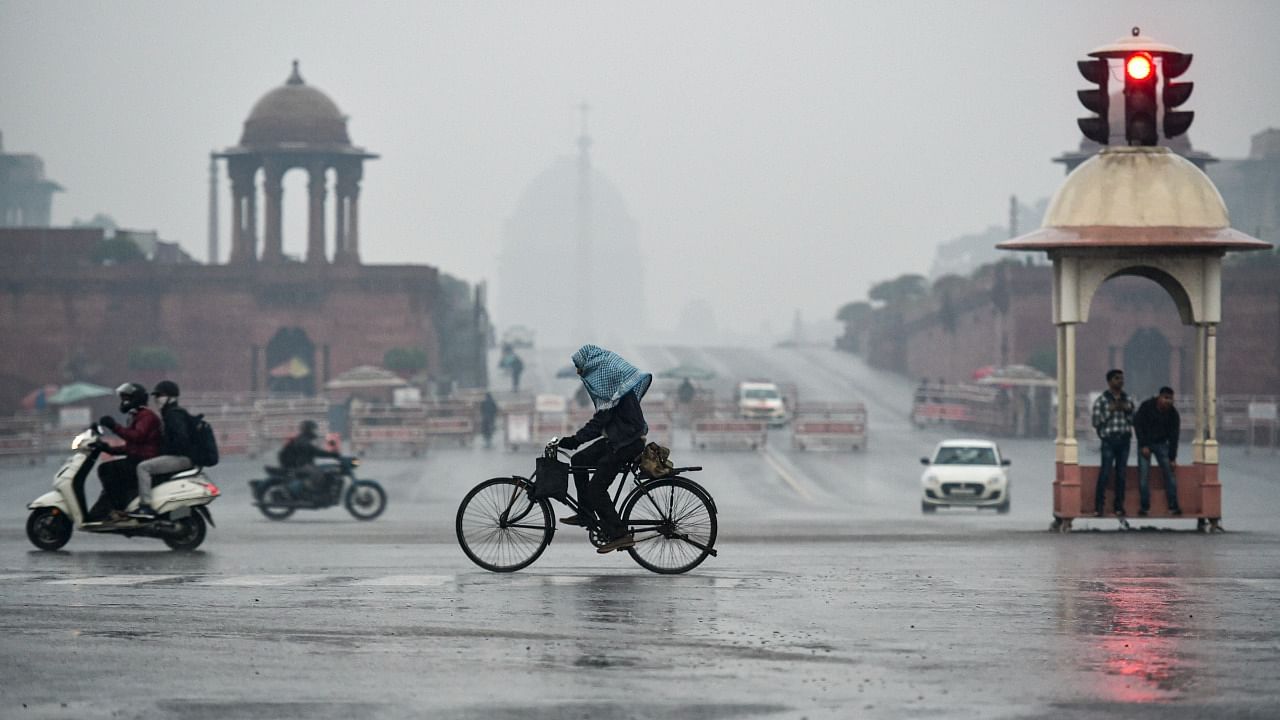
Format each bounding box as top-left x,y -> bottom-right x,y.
163,511 -> 207,552
27,508 -> 73,551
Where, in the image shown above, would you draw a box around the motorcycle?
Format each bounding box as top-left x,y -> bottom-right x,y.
26,425 -> 219,552
249,456 -> 386,521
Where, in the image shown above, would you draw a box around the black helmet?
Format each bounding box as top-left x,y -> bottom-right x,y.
116,382 -> 148,414
152,380 -> 181,398
298,420 -> 319,437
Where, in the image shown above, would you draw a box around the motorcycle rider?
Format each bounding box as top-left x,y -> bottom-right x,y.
278,420 -> 341,498
87,382 -> 162,523
128,380 -> 194,520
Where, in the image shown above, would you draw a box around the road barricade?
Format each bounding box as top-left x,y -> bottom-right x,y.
691,404 -> 767,450
350,403 -> 428,456
253,397 -> 331,457
0,417 -> 43,462
421,402 -> 475,448
791,403 -> 867,451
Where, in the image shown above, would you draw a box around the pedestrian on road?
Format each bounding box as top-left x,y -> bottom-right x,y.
556,344 -> 652,554
479,392 -> 498,449
1091,369 -> 1135,517
1134,386 -> 1183,516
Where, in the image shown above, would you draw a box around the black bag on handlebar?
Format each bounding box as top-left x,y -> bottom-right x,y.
531,456 -> 570,502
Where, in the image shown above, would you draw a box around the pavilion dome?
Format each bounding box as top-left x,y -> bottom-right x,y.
239,61 -> 351,147
1000,146 -> 1269,251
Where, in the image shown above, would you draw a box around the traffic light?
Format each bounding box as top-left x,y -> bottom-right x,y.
1161,52 -> 1194,138
1123,51 -> 1158,145
1076,58 -> 1110,144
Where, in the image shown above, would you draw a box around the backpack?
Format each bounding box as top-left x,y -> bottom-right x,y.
187,412 -> 220,467
637,441 -> 674,478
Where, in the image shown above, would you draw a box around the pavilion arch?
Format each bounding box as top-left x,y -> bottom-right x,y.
1054,253 -> 1219,327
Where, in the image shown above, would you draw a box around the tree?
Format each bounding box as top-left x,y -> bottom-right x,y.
835,301 -> 872,325
92,236 -> 145,265
383,347 -> 428,374
868,274 -> 927,307
128,346 -> 178,372
939,289 -> 958,334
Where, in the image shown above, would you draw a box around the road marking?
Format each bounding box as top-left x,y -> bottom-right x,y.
46,575 -> 182,586
350,575 -> 455,587
197,575 -> 323,586
760,448 -> 814,501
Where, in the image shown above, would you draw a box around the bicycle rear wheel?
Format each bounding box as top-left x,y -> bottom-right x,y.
456,477 -> 554,572
622,477 -> 717,574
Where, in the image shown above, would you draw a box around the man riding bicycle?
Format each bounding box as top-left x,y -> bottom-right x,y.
556,344 -> 651,553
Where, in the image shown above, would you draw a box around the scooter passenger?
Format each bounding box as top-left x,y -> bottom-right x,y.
279,420 -> 341,497
87,382 -> 162,523
129,380 -> 194,520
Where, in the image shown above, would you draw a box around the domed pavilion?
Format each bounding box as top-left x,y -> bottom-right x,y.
216,61 -> 377,265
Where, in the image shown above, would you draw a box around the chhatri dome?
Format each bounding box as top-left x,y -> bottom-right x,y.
215,60 -> 376,266
240,60 -> 352,148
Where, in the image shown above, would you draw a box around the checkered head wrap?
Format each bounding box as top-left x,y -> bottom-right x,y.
571,344 -> 652,411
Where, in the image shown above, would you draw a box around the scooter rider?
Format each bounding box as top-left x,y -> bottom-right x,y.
129,380 -> 194,520
279,420 -> 341,497
88,383 -> 162,523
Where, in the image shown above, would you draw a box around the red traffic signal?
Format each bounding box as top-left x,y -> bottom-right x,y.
1125,53 -> 1153,81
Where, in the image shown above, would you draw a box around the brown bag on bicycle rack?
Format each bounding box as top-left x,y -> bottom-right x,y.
637,441 -> 675,478
531,456 -> 571,501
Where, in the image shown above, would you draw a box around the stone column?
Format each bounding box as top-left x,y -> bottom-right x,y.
333,178 -> 347,263
1205,323 -> 1219,463
334,164 -> 362,265
227,158 -> 257,263
261,159 -> 285,263
306,162 -> 327,264
1193,323 -> 1206,464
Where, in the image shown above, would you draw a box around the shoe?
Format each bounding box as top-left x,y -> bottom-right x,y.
1169,507 -> 1183,516
559,514 -> 586,526
127,505 -> 157,520
1114,508 -> 1126,518
596,533 -> 636,554
1138,509 -> 1149,517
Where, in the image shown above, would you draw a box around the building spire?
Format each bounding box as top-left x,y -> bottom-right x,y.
287,59 -> 304,85
207,153 -> 219,264
574,100 -> 594,342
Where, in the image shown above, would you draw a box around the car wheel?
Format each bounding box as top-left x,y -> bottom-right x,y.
997,498 -> 1011,514
921,501 -> 936,514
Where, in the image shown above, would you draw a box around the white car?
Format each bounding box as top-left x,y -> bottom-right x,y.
919,439 -> 1011,514
737,381 -> 788,426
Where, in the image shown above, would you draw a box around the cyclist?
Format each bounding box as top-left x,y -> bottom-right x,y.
556,344 -> 652,553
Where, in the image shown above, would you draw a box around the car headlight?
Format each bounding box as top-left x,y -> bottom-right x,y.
925,475 -> 939,484
989,476 -> 1004,485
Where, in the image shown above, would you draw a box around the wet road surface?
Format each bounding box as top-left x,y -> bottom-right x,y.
2,347 -> 1278,719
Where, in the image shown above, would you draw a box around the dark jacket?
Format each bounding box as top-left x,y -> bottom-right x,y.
1134,398 -> 1181,460
113,407 -> 162,460
569,392 -> 647,451
278,434 -> 340,469
158,403 -> 194,456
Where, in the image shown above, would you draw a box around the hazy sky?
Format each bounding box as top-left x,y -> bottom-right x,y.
3,1 -> 1278,339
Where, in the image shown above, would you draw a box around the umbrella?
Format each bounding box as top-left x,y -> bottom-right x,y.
47,381 -> 113,405
658,363 -> 716,381
324,365 -> 409,390
21,384 -> 60,411
976,365 -> 1057,388
971,365 -> 996,381
269,357 -> 312,379
555,366 -> 579,379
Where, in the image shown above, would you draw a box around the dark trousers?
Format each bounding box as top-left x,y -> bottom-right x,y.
86,458 -> 141,519
571,438 -> 644,540
1137,441 -> 1180,512
1095,435 -> 1131,513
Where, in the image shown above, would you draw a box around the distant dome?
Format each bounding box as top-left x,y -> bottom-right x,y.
240,61 -> 351,147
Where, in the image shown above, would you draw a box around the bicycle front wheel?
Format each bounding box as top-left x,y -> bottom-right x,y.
456,477 -> 554,572
623,478 -> 717,574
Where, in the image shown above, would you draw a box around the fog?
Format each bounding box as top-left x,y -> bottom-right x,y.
2,0 -> 1278,343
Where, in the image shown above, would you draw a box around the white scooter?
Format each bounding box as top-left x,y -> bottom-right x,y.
26,425 -> 219,552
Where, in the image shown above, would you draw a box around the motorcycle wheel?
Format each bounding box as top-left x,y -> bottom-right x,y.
26,508 -> 73,551
257,481 -> 296,521
163,511 -> 207,552
345,480 -> 387,521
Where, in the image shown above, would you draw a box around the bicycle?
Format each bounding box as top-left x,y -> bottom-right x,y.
456,439 -> 718,574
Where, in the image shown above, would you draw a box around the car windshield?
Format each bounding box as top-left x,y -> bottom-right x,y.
744,389 -> 779,400
933,446 -> 998,466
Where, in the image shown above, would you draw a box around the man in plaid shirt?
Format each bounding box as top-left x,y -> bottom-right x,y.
1091,369 -> 1135,517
